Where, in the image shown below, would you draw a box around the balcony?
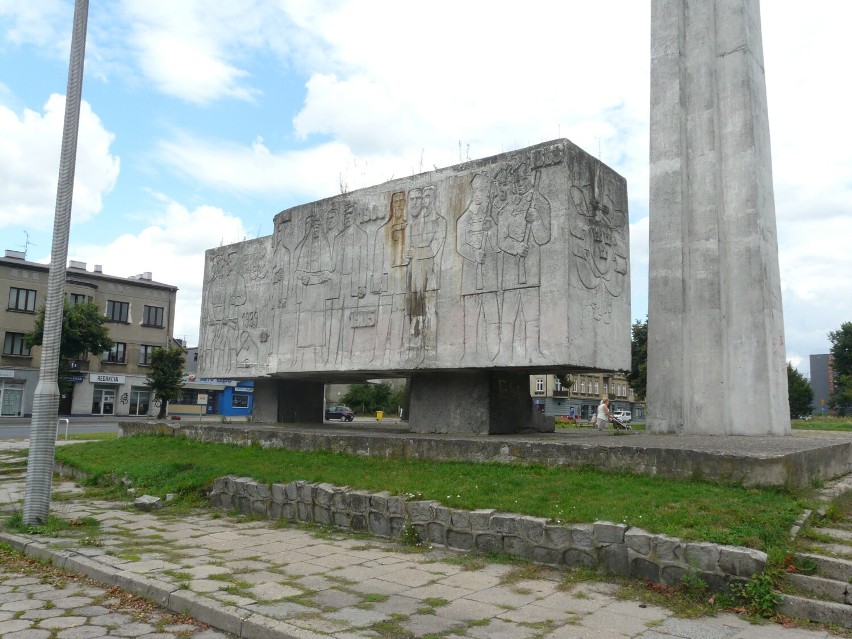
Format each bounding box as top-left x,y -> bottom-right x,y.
65,358 -> 89,372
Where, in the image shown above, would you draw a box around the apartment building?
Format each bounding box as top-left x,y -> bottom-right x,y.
1,249 -> 178,417
530,372 -> 638,420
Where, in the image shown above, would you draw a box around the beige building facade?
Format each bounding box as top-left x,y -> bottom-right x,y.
529,372 -> 638,421
1,249 -> 178,418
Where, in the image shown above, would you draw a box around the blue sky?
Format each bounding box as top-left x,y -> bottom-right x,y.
1,1 -> 850,378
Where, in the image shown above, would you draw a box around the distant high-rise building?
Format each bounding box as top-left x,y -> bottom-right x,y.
809,354 -> 835,415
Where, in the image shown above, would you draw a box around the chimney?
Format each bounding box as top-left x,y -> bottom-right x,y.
4,250 -> 26,260
94,265 -> 102,273
68,260 -> 87,270
143,272 -> 152,280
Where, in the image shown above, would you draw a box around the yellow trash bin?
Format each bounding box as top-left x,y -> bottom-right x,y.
376,410 -> 384,422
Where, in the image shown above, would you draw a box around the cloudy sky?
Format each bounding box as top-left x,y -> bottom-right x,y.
1,1 -> 849,378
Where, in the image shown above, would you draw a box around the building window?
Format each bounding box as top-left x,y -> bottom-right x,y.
179,390 -> 198,404
129,388 -> 150,416
554,377 -> 563,392
69,293 -> 91,306
3,333 -> 31,357
604,383 -> 608,394
139,345 -> 156,366
535,378 -> 544,392
580,381 -> 586,394
594,381 -> 599,394
106,300 -> 129,322
103,342 -> 127,363
572,379 -> 578,392
143,305 -> 164,327
232,393 -> 249,409
8,287 -> 36,312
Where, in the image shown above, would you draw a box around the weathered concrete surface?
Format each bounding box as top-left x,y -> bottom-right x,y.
199,139 -> 629,380
648,0 -> 788,435
119,422 -> 852,488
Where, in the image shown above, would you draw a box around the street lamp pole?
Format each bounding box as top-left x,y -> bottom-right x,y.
23,0 -> 90,524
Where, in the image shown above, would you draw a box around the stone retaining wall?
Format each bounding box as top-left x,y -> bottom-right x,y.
210,475 -> 766,591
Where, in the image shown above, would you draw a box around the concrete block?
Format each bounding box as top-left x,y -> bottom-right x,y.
718,546 -> 766,578
168,590 -> 248,636
532,546 -> 561,566
489,513 -> 518,535
270,483 -> 287,503
407,500 -> 438,523
284,481 -> 300,502
570,524 -> 594,549
368,512 -> 391,537
370,491 -> 390,513
517,516 -> 547,544
134,495 -> 162,511
503,535 -> 532,560
446,530 -> 474,551
450,509 -> 471,530
426,521 -> 446,545
544,524 -> 571,548
313,505 -> 331,526
314,483 -> 334,507
349,490 -> 370,513
562,549 -> 596,569
661,565 -> 686,587
600,544 -> 629,577
475,533 -> 502,553
653,535 -> 683,563
469,509 -> 495,531
684,542 -> 720,573
298,482 -> 313,503
432,505 -> 452,525
777,594 -> 852,630
625,528 -> 652,556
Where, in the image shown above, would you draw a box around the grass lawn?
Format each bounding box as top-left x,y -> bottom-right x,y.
792,417 -> 852,431
54,435 -> 810,551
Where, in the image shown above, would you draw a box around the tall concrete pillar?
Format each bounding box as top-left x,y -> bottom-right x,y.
647,0 -> 789,435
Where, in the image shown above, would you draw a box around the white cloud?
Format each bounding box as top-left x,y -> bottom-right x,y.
0,94 -> 120,229
0,0 -> 69,56
71,197 -> 247,345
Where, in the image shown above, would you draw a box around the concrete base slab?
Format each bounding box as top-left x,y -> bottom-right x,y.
119,422 -> 852,487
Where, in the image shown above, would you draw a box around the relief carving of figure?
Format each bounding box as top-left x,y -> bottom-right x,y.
496,161 -> 551,362
456,171 -> 501,362
270,214 -> 294,367
371,191 -> 409,365
404,185 -> 446,364
331,202 -> 369,365
292,210 -> 337,368
569,165 -> 628,303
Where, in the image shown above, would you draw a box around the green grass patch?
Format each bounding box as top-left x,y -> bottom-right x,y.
54,435 -> 810,549
63,432 -> 119,441
792,417 -> 852,432
5,512 -> 100,537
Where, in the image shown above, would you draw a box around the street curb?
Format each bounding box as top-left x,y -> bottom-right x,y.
0,531 -> 301,639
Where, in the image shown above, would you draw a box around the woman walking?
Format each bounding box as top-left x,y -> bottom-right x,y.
596,397 -> 613,431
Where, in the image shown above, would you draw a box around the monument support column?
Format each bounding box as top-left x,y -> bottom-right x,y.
648,0 -> 789,435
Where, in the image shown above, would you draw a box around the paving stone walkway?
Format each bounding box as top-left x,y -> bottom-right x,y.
0,440 -> 842,639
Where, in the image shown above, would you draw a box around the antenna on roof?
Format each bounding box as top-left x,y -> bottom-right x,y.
20,231 -> 35,259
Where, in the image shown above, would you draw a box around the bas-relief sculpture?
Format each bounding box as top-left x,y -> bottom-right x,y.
198,140 -> 630,392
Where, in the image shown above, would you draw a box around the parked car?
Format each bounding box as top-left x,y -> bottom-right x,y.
325,405 -> 354,422
612,410 -> 632,423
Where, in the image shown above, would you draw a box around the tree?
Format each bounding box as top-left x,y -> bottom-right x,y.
146,345 -> 185,419
828,322 -> 852,415
25,301 -> 113,396
341,382 -> 401,414
627,317 -> 647,400
786,363 -> 813,419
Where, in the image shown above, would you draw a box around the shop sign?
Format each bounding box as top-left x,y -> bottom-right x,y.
89,373 -> 125,384
0,370 -> 14,378
62,375 -> 85,383
234,387 -> 254,393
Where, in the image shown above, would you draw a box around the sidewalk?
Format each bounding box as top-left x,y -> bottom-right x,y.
0,441 -> 839,639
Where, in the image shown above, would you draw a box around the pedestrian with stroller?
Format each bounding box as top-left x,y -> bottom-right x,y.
596,397 -> 613,431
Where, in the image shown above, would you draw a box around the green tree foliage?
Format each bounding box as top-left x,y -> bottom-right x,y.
828,322 -> 852,415
146,345 -> 186,419
627,317 -> 647,400
341,382 -> 403,415
24,301 -> 113,396
786,362 -> 813,419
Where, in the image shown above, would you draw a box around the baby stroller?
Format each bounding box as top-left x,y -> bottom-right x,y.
610,414 -> 631,430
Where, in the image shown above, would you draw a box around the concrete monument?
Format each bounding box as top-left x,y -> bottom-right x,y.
199,139 -> 630,433
647,0 -> 789,435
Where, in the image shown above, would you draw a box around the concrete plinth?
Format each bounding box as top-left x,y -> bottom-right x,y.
648,0 -> 789,435
408,372 -> 554,435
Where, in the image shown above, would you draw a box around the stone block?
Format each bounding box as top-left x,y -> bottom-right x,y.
233,477 -> 252,496
284,481 -> 300,502
134,495 -> 162,511
407,500 -> 438,523
387,496 -> 405,516
389,516 -> 405,537
268,501 -> 282,520
246,482 -> 259,498
314,483 -> 334,507
593,522 -> 627,544
718,546 -> 766,578
426,522 -> 446,545
625,528 -> 652,556
569,524 -> 594,549
314,505 -> 332,526
370,491 -> 391,513
532,546 -> 561,566
270,483 -> 287,503
469,509 -> 495,531
475,533 -> 502,553
236,496 -> 250,514
332,488 -> 349,511
209,493 -> 222,508
350,490 -> 370,513
503,536 -> 532,560
631,557 -> 661,582
684,542 -> 720,573
251,499 -> 268,516
600,544 -> 629,576
562,549 -> 597,568
281,502 -> 296,521
255,483 -> 270,499
517,516 -> 547,544
333,511 -> 350,529
298,482 -> 313,503
296,501 -> 311,521
489,513 -> 518,535
351,514 -> 368,532
450,509 -> 471,530
544,524 -> 571,548
446,530 -> 474,551
369,512 -> 391,537
432,505 -> 452,525
653,535 -> 683,563
219,493 -> 232,509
